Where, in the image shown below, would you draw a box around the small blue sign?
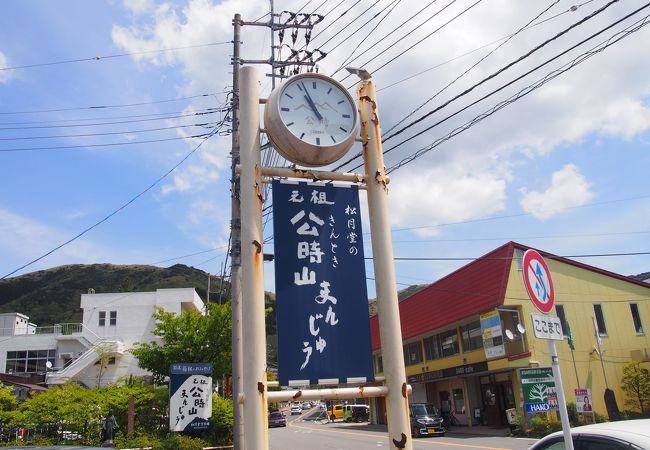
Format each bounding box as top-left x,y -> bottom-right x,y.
526,403 -> 550,413
273,180 -> 374,386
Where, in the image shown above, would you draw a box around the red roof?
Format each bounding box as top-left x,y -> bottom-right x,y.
369,241 -> 650,350
370,242 -> 514,350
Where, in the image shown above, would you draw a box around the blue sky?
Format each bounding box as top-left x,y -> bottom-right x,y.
1,0 -> 649,296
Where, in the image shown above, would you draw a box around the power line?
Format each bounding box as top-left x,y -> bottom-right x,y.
377,0 -> 598,93
149,247 -> 228,265
383,0 -> 562,135
0,121 -> 219,141
385,251 -> 650,261
382,0 -> 622,143
0,132 -> 214,153
0,41 -> 231,71
0,108 -> 220,126
330,0 -> 443,78
1,120 -> 228,279
0,110 -> 222,131
0,93 -> 222,115
347,0 -> 486,86
386,8 -> 650,173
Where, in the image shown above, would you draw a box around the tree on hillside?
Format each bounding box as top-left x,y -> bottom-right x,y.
131,303 -> 232,384
621,361 -> 650,414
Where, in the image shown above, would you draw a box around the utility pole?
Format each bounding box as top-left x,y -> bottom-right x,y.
230,13 -> 244,450
230,7 -> 324,449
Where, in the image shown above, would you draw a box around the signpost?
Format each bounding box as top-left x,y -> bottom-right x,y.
272,180 -> 374,386
521,249 -> 573,450
520,367 -> 555,413
169,363 -> 213,432
480,310 -> 506,359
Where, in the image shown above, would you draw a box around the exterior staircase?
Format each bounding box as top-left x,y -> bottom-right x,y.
46,339 -> 125,385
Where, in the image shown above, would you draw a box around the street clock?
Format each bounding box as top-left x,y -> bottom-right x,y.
264,73 -> 359,167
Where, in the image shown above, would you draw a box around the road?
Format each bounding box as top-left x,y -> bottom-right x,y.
269,408 -> 537,450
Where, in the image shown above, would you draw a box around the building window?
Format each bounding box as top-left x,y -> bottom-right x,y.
98,311 -> 106,327
555,305 -> 568,336
423,335 -> 442,361
440,329 -> 459,358
461,321 -> 483,352
6,349 -> 56,374
594,304 -> 607,336
630,304 -> 644,335
403,341 -> 423,366
109,311 -> 117,326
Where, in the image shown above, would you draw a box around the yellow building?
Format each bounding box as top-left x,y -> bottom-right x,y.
369,242 -> 650,427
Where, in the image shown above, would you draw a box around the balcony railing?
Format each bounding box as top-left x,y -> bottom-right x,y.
0,323 -> 84,336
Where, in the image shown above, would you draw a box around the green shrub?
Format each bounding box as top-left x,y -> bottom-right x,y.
526,414 -> 562,438
566,402 -> 578,425
114,430 -> 162,449
210,395 -> 234,445
156,434 -> 207,450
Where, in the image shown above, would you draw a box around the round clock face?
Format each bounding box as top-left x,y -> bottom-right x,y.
264,73 -> 359,167
277,76 -> 357,147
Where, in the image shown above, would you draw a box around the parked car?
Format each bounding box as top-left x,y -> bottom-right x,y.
343,404 -> 370,423
268,411 -> 287,428
409,403 -> 445,438
301,401 -> 311,409
290,405 -> 302,415
529,419 -> 650,450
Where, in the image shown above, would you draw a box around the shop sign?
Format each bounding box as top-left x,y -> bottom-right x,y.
169,363 -> 212,432
408,361 -> 488,383
480,310 -> 506,359
520,367 -> 555,414
531,313 -> 564,340
575,388 -> 593,413
273,180 -> 374,386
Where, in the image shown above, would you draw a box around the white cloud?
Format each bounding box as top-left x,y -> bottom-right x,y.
519,164 -> 594,221
388,166 -> 507,236
122,0 -> 155,15
0,208 -> 115,276
0,51 -> 11,83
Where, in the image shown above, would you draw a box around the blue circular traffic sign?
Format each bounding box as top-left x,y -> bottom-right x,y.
522,249 -> 555,314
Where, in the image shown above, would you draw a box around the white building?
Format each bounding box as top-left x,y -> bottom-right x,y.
0,288 -> 204,387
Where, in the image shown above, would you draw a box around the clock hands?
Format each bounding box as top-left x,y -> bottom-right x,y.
300,82 -> 323,121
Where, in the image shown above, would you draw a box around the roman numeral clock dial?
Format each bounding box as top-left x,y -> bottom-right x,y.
264,73 -> 359,167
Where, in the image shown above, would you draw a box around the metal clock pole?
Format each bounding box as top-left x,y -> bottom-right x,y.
356,74 -> 413,450
239,65 -> 269,449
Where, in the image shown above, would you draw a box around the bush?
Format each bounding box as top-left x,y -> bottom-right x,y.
566,402 -> 578,425
114,430 -> 162,449
526,414 -> 562,438
210,395 -> 234,445
156,434 -> 207,450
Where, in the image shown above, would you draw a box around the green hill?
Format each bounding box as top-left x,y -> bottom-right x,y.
0,263 -> 227,326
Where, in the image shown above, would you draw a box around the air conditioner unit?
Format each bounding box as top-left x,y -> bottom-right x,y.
630,348 -> 650,362
59,352 -> 73,359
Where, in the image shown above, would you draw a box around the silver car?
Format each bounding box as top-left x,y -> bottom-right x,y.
529,419 -> 650,450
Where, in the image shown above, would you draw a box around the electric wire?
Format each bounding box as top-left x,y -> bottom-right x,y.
0,93 -> 222,115
0,41 -> 231,72
383,0 -> 562,135
331,0 -> 403,75
339,0 -> 469,85
0,108 -> 219,126
382,0 -> 623,143
377,0 -> 599,93
0,133 -> 214,153
1,115 -> 230,279
385,8 -> 650,174
330,0 -> 442,78
346,0 -> 487,86
0,121 -> 220,141
149,247 -> 228,265
313,0 -> 383,50
0,110 -> 220,130
308,0 -> 363,44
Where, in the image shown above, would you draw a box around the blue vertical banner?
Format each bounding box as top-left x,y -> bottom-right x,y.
273,180 -> 374,386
